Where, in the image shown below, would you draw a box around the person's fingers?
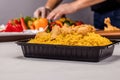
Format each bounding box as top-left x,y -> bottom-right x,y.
34,7 -> 47,18
47,11 -> 56,20
34,9 -> 40,18
53,12 -> 64,20
45,8 -> 51,18
34,7 -> 42,18
47,10 -> 65,20
41,7 -> 46,18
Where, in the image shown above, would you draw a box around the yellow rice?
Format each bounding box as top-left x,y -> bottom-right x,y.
28,32 -> 112,46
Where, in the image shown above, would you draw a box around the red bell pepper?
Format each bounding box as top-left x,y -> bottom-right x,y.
20,17 -> 27,30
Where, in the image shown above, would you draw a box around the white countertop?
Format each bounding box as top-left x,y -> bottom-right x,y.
0,42 -> 120,80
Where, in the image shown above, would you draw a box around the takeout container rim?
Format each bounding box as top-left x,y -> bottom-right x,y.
16,39 -> 120,48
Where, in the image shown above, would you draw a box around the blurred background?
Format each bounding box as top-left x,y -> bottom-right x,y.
0,0 -> 93,25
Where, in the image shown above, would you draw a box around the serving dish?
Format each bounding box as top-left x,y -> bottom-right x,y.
16,39 -> 120,62
0,32 -> 35,42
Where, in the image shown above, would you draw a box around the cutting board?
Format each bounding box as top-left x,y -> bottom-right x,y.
95,30 -> 120,39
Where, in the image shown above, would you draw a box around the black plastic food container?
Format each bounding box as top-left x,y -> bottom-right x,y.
16,39 -> 119,62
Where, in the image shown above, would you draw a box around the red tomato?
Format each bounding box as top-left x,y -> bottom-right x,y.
74,21 -> 84,26
5,22 -> 23,32
13,19 -> 21,24
12,24 -> 23,32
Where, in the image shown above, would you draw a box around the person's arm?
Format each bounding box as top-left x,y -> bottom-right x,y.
72,0 -> 105,11
45,0 -> 63,10
47,0 -> 105,20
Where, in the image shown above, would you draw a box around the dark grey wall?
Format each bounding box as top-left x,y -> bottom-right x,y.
0,0 -> 93,25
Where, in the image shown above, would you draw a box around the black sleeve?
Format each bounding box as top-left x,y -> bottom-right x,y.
91,0 -> 120,13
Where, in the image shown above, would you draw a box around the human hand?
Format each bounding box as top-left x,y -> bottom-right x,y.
47,3 -> 78,20
34,7 -> 51,18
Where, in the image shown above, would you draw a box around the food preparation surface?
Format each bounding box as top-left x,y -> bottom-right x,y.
0,42 -> 120,80
96,30 -> 120,39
